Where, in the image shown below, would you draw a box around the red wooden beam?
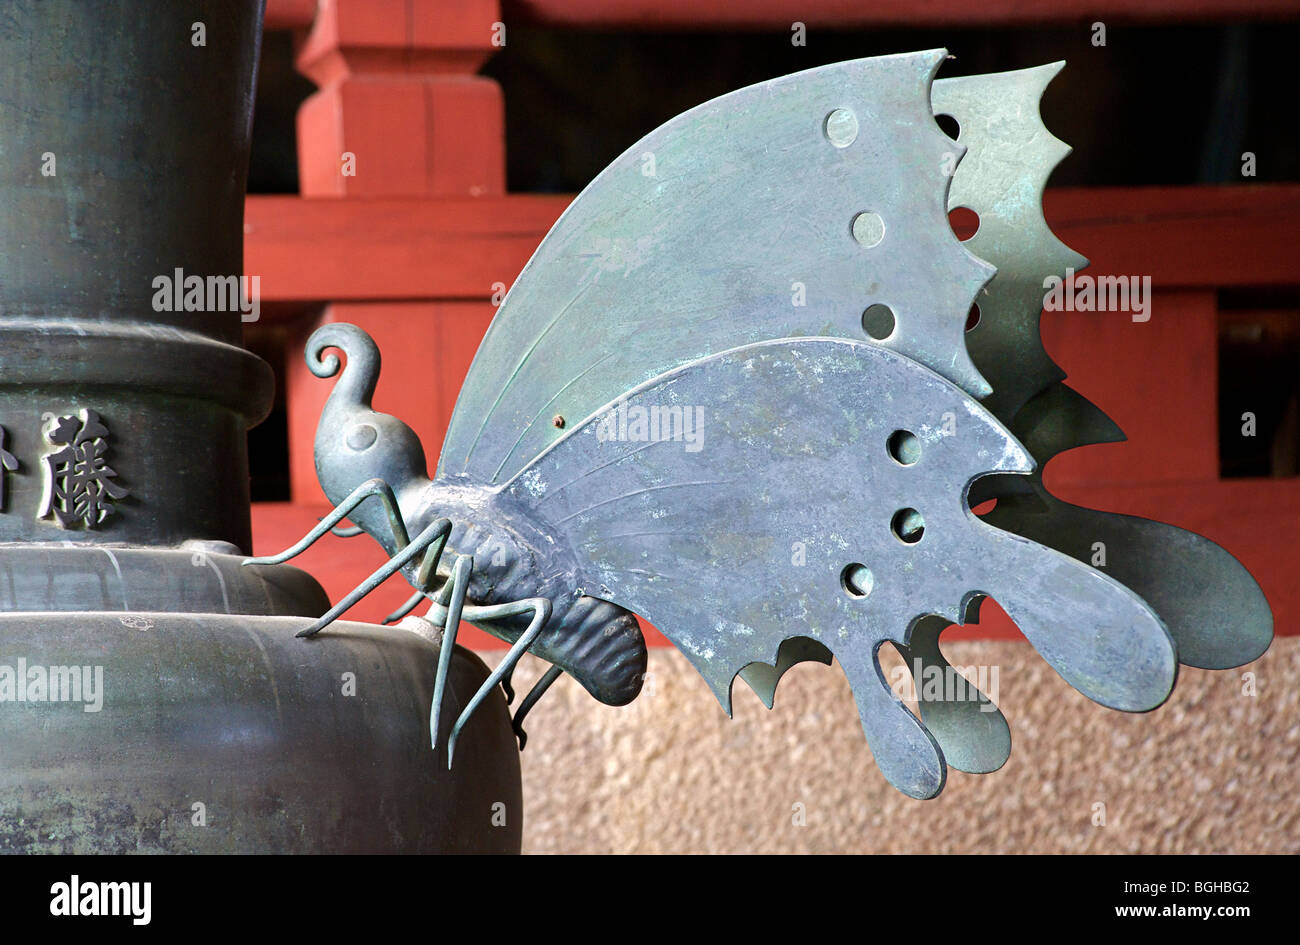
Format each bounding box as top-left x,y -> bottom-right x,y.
266,0 -> 1300,32
1041,289 -> 1221,486
291,0 -> 505,197
244,185 -> 1300,304
244,194 -> 569,303
1045,186 -> 1300,290
498,0 -> 1300,28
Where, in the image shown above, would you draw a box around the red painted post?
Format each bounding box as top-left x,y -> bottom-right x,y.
293,0 -> 504,198
285,0 -> 508,516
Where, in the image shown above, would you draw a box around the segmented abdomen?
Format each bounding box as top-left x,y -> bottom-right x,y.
429,511 -> 647,708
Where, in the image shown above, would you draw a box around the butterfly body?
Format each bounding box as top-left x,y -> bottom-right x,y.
415,482 -> 648,708
307,323 -> 647,710
242,51 -> 1267,798
296,321 -> 1177,798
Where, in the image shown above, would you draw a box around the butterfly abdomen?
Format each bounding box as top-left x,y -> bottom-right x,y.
417,490 -> 648,708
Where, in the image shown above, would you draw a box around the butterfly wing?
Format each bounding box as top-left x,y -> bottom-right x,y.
933,62 -> 1088,424
983,491 -> 1272,670
985,382 -> 1272,669
735,62 -> 1099,722
937,66 -> 1273,670
440,50 -> 993,488
498,337 -> 1177,798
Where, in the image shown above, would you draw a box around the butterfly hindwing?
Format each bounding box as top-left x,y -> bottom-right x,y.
500,337 -> 1177,797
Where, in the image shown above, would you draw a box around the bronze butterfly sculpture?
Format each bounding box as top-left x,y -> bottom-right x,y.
246,52 -> 1271,800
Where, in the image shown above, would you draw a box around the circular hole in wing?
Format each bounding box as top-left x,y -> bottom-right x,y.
862,303 -> 895,341
824,108 -> 859,148
841,563 -> 874,599
948,206 -> 980,241
851,211 -> 886,248
935,113 -> 960,140
887,430 -> 921,465
965,303 -> 981,332
891,508 -> 925,544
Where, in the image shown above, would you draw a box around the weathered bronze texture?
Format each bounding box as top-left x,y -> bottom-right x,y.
265,51 -> 1270,804
0,0 -> 522,853
0,613 -> 522,854
0,0 -> 268,555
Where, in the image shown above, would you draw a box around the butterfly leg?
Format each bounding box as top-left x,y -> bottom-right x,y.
412,547 -> 537,756
443,596 -> 552,767
499,665 -> 517,705
424,554 -> 472,751
295,516 -> 453,637
383,589 -> 427,625
242,477 -> 412,568
510,664 -> 563,751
